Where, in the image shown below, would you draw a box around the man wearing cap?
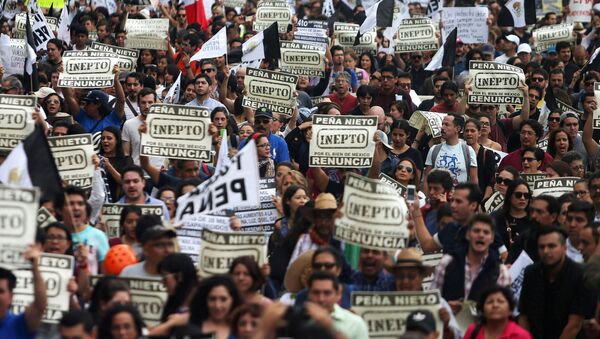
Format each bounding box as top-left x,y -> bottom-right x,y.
61,65 -> 126,134
405,310 -> 439,339
185,74 -> 225,111
495,35 -> 519,64
239,107 -> 290,164
120,224 -> 176,279
517,44 -> 532,64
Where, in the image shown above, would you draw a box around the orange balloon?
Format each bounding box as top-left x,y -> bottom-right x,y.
104,244 -> 138,275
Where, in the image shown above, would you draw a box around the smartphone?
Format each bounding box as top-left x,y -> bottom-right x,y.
406,185 -> 416,204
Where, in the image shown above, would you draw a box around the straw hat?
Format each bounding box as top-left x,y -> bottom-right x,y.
386,248 -> 434,276
314,193 -> 337,210
284,250 -> 315,293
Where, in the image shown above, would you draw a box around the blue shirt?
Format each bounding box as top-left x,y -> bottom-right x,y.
75,109 -> 123,134
351,270 -> 395,292
0,312 -> 34,339
117,193 -> 170,221
239,133 -> 290,164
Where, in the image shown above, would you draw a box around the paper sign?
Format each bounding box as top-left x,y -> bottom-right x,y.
199,229 -> 269,276
232,177 -> 278,232
141,104 -> 212,162
566,0 -> 592,23
122,278 -> 167,326
90,42 -> 140,72
395,18 -> 438,52
484,146 -> 508,167
378,172 -> 407,197
242,67 -> 298,117
58,50 -> 118,88
441,7 -> 489,44
14,12 -> 57,47
279,41 -> 326,78
2,39 -> 26,78
593,82 -> 600,129
253,0 -> 292,33
0,186 -> 39,270
483,191 -> 504,213
37,207 -> 57,228
532,177 -> 579,197
334,22 -> 377,54
309,114 -> 378,168
408,111 -> 446,138
48,134 -> 95,189
468,61 -> 525,105
455,300 -> 478,333
177,213 -> 232,263
124,18 -> 169,50
533,24 -> 574,52
335,173 -> 409,250
351,290 -> 443,339
509,250 -> 533,306
421,251 -> 443,290
295,20 -> 328,37
0,94 -> 36,151
102,204 -> 165,238
521,173 -> 548,191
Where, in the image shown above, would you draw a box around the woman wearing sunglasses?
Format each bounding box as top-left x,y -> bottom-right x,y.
542,110 -> 562,141
520,146 -> 545,174
491,179 -> 532,249
484,167 -> 519,200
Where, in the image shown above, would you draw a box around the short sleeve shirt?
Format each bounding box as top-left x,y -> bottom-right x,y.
71,225 -> 110,275
425,141 -> 477,183
75,109 -> 123,134
0,312 -> 35,339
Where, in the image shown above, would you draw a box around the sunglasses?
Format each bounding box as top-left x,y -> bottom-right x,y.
522,157 -> 537,163
531,77 -> 545,82
548,117 -> 560,122
396,165 -> 414,173
203,68 -> 216,73
313,262 -> 337,270
514,192 -> 532,199
495,176 -> 512,185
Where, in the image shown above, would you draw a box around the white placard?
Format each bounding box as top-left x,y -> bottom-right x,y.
533,24 -> 574,52
532,177 -> 579,197
566,0 -> 593,23
509,250 -> 533,306
279,41 -> 326,78
407,111 -> 446,138
90,42 -> 140,72
242,68 -> 298,117
48,134 -> 95,189
177,213 -> 231,263
333,22 -> 377,54
58,50 -> 118,88
101,204 -> 165,238
124,18 -> 169,50
441,7 -> 489,44
253,0 -> 292,33
395,18 -> 439,52
468,61 -> 526,105
233,177 -> 278,232
0,94 -> 36,151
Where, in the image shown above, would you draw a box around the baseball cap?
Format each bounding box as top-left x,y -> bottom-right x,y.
482,44 -> 495,56
375,130 -> 393,150
81,90 -> 109,104
406,310 -> 437,334
547,46 -> 557,54
34,86 -> 56,99
560,111 -> 579,124
505,34 -> 520,45
517,43 -> 532,54
140,225 -> 177,245
255,107 -> 273,119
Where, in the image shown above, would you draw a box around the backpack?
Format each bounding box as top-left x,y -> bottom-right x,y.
430,140 -> 472,181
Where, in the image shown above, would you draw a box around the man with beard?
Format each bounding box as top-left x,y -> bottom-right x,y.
122,88 -> 158,166
123,72 -> 143,120
239,107 -> 290,164
351,248 -> 395,291
185,74 -> 225,111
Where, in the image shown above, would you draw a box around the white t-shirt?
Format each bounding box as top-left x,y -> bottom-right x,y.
425,141 -> 477,184
122,117 -> 163,169
124,98 -> 140,121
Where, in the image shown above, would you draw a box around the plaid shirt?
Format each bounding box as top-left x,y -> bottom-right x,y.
352,270 -> 396,292
430,254 -> 511,299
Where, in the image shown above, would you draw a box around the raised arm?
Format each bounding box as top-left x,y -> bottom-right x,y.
219,68 -> 235,113
583,99 -> 600,157
312,166 -> 330,192
113,65 -> 125,120
24,244 -> 47,333
511,82 -> 530,130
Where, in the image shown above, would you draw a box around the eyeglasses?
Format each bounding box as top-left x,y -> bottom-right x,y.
257,143 -> 270,148
312,262 -> 337,270
575,190 -> 589,196
381,76 -> 394,81
522,157 -> 537,162
495,176 -> 512,185
256,119 -> 271,124
203,68 -> 216,73
46,235 -> 68,242
176,13 -> 187,18
531,77 -> 545,82
396,165 -> 414,173
480,121 -> 490,126
548,117 -> 561,122
513,192 -> 532,199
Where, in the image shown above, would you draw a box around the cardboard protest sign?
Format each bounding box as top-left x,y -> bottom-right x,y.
0,186 -> 39,270
309,114 -> 378,168
509,250 -> 533,308
124,18 -> 169,50
333,23 -> 377,54
232,177 -> 278,232
335,173 -> 409,250
177,213 -> 231,263
279,41 -> 326,78
14,11 -> 57,48
310,96 -> 328,106
224,0 -> 246,7
351,290 -> 444,339
394,18 -> 438,52
533,24 -> 574,52
242,68 -> 298,117
484,146 -> 508,167
566,0 -> 593,23
37,207 -> 57,228
58,50 -> 118,88
594,82 -> 600,129
441,7 -> 489,44
468,61 -> 525,105
378,172 -> 407,197
407,111 -> 446,138
11,254 -> 74,324
90,42 -> 140,72
532,177 -> 579,197
122,278 -> 168,326
0,94 -> 36,151
483,191 -> 504,213
253,0 -> 292,33
102,204 -> 165,238
455,300 -> 478,333
199,229 -> 269,276
140,104 -> 212,161
48,134 -> 95,189
175,140 -> 260,221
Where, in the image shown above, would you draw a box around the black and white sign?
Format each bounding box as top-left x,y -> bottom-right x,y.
279,41 -> 325,77
442,7 -> 489,44
102,204 -> 165,238
90,42 -> 140,72
124,18 -> 169,50
333,22 -> 377,54
407,111 -> 446,138
0,185 -> 39,270
59,50 -> 118,88
378,172 -> 407,197
199,229 -> 269,276
468,61 -> 525,105
533,24 -> 573,52
0,94 -> 36,151
395,18 -> 438,52
177,213 -> 231,263
253,0 -> 292,33
48,134 -> 95,189
242,68 -> 298,117
532,177 -> 579,197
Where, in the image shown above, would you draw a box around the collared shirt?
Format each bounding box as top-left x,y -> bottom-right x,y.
185,96 -> 226,112
331,304 -> 370,339
566,238 -> 583,263
352,270 -> 395,292
430,253 -> 511,298
117,193 -> 170,221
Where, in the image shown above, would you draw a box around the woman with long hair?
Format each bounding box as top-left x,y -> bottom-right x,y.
484,166 -> 519,203
372,120 -> 423,181
108,205 -> 142,257
250,133 -> 275,178
464,118 -> 497,195
274,185 -> 309,239
491,179 -> 532,249
98,126 -> 133,201
359,52 -> 378,74
42,93 -> 66,119
546,129 -> 573,161
98,303 -> 146,339
478,115 -> 502,151
88,276 -> 132,320
229,256 -> 271,305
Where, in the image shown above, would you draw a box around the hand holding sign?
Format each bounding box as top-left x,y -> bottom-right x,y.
23,243 -> 42,266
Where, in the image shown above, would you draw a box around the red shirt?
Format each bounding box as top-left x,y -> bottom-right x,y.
498,148 -> 553,171
463,320 -> 532,339
329,92 -> 358,115
431,102 -> 459,113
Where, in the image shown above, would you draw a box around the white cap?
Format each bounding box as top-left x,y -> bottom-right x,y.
517,43 -> 532,54
506,34 -> 520,45
33,86 -> 56,99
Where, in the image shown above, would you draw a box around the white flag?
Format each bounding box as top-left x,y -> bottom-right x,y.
57,6 -> 71,45
241,31 -> 264,63
163,72 -> 181,104
214,129 -> 232,173
190,26 -> 227,62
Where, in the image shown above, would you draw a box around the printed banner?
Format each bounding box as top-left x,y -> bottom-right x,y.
566,0 -> 592,23
253,1 -> 292,33
11,254 -> 74,324
533,24 -> 574,52
407,111 -> 446,138
242,68 -> 298,117
468,61 -> 525,105
333,23 -> 377,54
58,50 -> 118,88
532,177 -> 579,197
0,94 -> 36,151
334,173 -> 409,250
351,290 -> 443,339
421,251 -> 443,290
199,229 -> 269,276
441,7 -> 489,44
521,173 -> 548,191
309,114 -> 378,168
175,140 -> 260,221
394,18 -> 438,52
102,204 -> 165,238
124,18 -> 169,50
140,104 -> 212,161
232,177 -> 278,232
48,134 -> 95,189
0,185 -> 39,270
177,213 -> 231,263
295,20 -> 328,37
279,41 -> 325,77
378,172 -> 407,197
483,191 -> 504,213
90,42 -> 140,72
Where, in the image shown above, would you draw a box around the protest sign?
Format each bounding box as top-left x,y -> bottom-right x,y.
421,251 -> 443,290
1,39 -> 26,78
456,300 -> 478,333
48,134 -> 95,189
124,18 -> 169,50
175,140 -> 260,221
0,94 -> 36,151
509,250 -> 533,306
232,178 -> 278,232
58,50 -> 118,88
533,177 -> 579,197
310,96 -> 328,106
37,207 -> 57,228
533,24 -> 574,52
11,254 -> 73,324
0,186 -> 39,270
333,23 -> 377,54
295,20 -> 328,37
441,7 -> 489,44
537,138 -> 548,150
242,68 -> 298,117
294,34 -> 329,48
378,172 -> 407,197
102,204 -> 165,238
521,173 -> 548,191
90,42 -> 140,72
407,111 -> 446,138
14,11 -> 57,49
141,104 -> 212,161
394,18 -> 438,52
335,173 -> 409,250
199,229 -> 269,276
224,0 -> 246,7
468,61 -> 525,105
309,114 -> 378,168
483,191 -> 504,213
123,278 -> 168,326
484,146 -> 508,167
593,82 -> 600,129
279,41 -> 325,77
177,213 -> 231,263
351,290 -> 443,339
253,1 -> 292,33
566,0 -> 593,23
